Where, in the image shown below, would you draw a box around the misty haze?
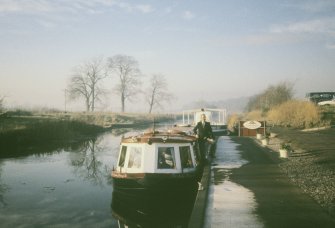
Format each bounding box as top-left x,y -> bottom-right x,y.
1,1 -> 335,228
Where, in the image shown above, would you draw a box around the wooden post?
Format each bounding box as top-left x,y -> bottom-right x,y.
238,121 -> 241,137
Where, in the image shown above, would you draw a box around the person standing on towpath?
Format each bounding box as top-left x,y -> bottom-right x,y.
193,113 -> 214,164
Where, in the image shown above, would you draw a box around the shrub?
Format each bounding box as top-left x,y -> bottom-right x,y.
244,110 -> 264,121
227,113 -> 240,132
267,100 -> 321,128
6,109 -> 33,116
280,142 -> 292,151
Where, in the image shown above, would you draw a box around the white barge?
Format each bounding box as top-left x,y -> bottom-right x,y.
179,108 -> 228,136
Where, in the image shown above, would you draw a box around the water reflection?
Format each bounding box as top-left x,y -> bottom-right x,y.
111,128 -> 133,136
111,188 -> 195,228
0,131 -> 119,227
68,137 -> 108,186
0,127 -> 196,227
0,164 -> 9,207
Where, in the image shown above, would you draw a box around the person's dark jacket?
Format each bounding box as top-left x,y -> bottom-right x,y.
193,121 -> 213,140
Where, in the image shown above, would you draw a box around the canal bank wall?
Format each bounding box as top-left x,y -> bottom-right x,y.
188,160 -> 212,228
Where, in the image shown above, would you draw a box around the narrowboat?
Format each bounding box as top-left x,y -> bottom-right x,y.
111,129 -> 202,194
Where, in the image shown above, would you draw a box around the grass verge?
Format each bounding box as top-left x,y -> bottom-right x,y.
0,118 -> 105,158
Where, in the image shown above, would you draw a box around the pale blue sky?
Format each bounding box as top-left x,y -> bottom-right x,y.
1,0 -> 335,112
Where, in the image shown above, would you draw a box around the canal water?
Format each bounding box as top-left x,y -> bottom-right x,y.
1,129 -> 192,228
0,131 -> 120,227
204,136 -> 264,228
1,131 -> 266,227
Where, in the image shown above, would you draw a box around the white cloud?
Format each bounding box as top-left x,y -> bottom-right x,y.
182,10 -> 195,20
0,0 -> 53,13
114,1 -> 132,12
0,0 -> 153,15
207,33 -> 304,47
209,17 -> 335,47
326,43 -> 335,49
270,18 -> 335,35
36,19 -> 57,29
136,4 -> 154,14
297,0 -> 335,13
240,18 -> 335,46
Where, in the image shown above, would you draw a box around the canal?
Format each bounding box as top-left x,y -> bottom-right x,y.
0,129 -> 139,227
0,126 -> 199,228
2,131 -> 334,227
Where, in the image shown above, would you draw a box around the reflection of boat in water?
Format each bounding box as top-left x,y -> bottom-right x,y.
111,188 -> 195,227
179,108 -> 228,136
111,129 -> 202,194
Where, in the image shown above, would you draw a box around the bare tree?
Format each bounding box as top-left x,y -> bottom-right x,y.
145,74 -> 173,113
67,57 -> 108,112
108,55 -> 142,112
246,81 -> 294,112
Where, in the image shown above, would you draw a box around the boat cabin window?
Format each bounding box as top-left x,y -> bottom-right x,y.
128,147 -> 142,169
157,147 -> 176,169
118,146 -> 127,167
180,146 -> 194,168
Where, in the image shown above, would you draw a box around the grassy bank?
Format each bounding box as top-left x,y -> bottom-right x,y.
0,118 -> 105,158
0,111 -> 175,158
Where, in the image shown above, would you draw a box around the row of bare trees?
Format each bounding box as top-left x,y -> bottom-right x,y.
67,55 -> 173,113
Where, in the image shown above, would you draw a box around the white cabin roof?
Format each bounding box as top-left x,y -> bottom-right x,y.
181,108 -> 227,126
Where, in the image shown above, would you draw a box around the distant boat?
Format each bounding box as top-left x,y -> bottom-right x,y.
178,108 -> 228,136
111,129 -> 202,194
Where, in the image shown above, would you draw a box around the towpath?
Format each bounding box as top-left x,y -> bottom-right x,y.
202,136 -> 335,228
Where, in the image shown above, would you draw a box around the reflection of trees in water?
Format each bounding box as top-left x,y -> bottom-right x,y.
68,137 -> 109,186
0,164 -> 9,207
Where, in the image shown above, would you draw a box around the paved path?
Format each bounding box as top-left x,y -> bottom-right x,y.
203,136 -> 335,228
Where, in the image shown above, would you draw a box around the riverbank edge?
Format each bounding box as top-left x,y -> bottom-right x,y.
0,113 -> 174,158
187,160 -> 212,228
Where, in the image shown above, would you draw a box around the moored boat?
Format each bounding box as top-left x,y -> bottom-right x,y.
178,108 -> 228,136
111,129 -> 202,194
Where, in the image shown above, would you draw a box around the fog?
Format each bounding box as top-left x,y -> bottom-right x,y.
1,1 -> 335,113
